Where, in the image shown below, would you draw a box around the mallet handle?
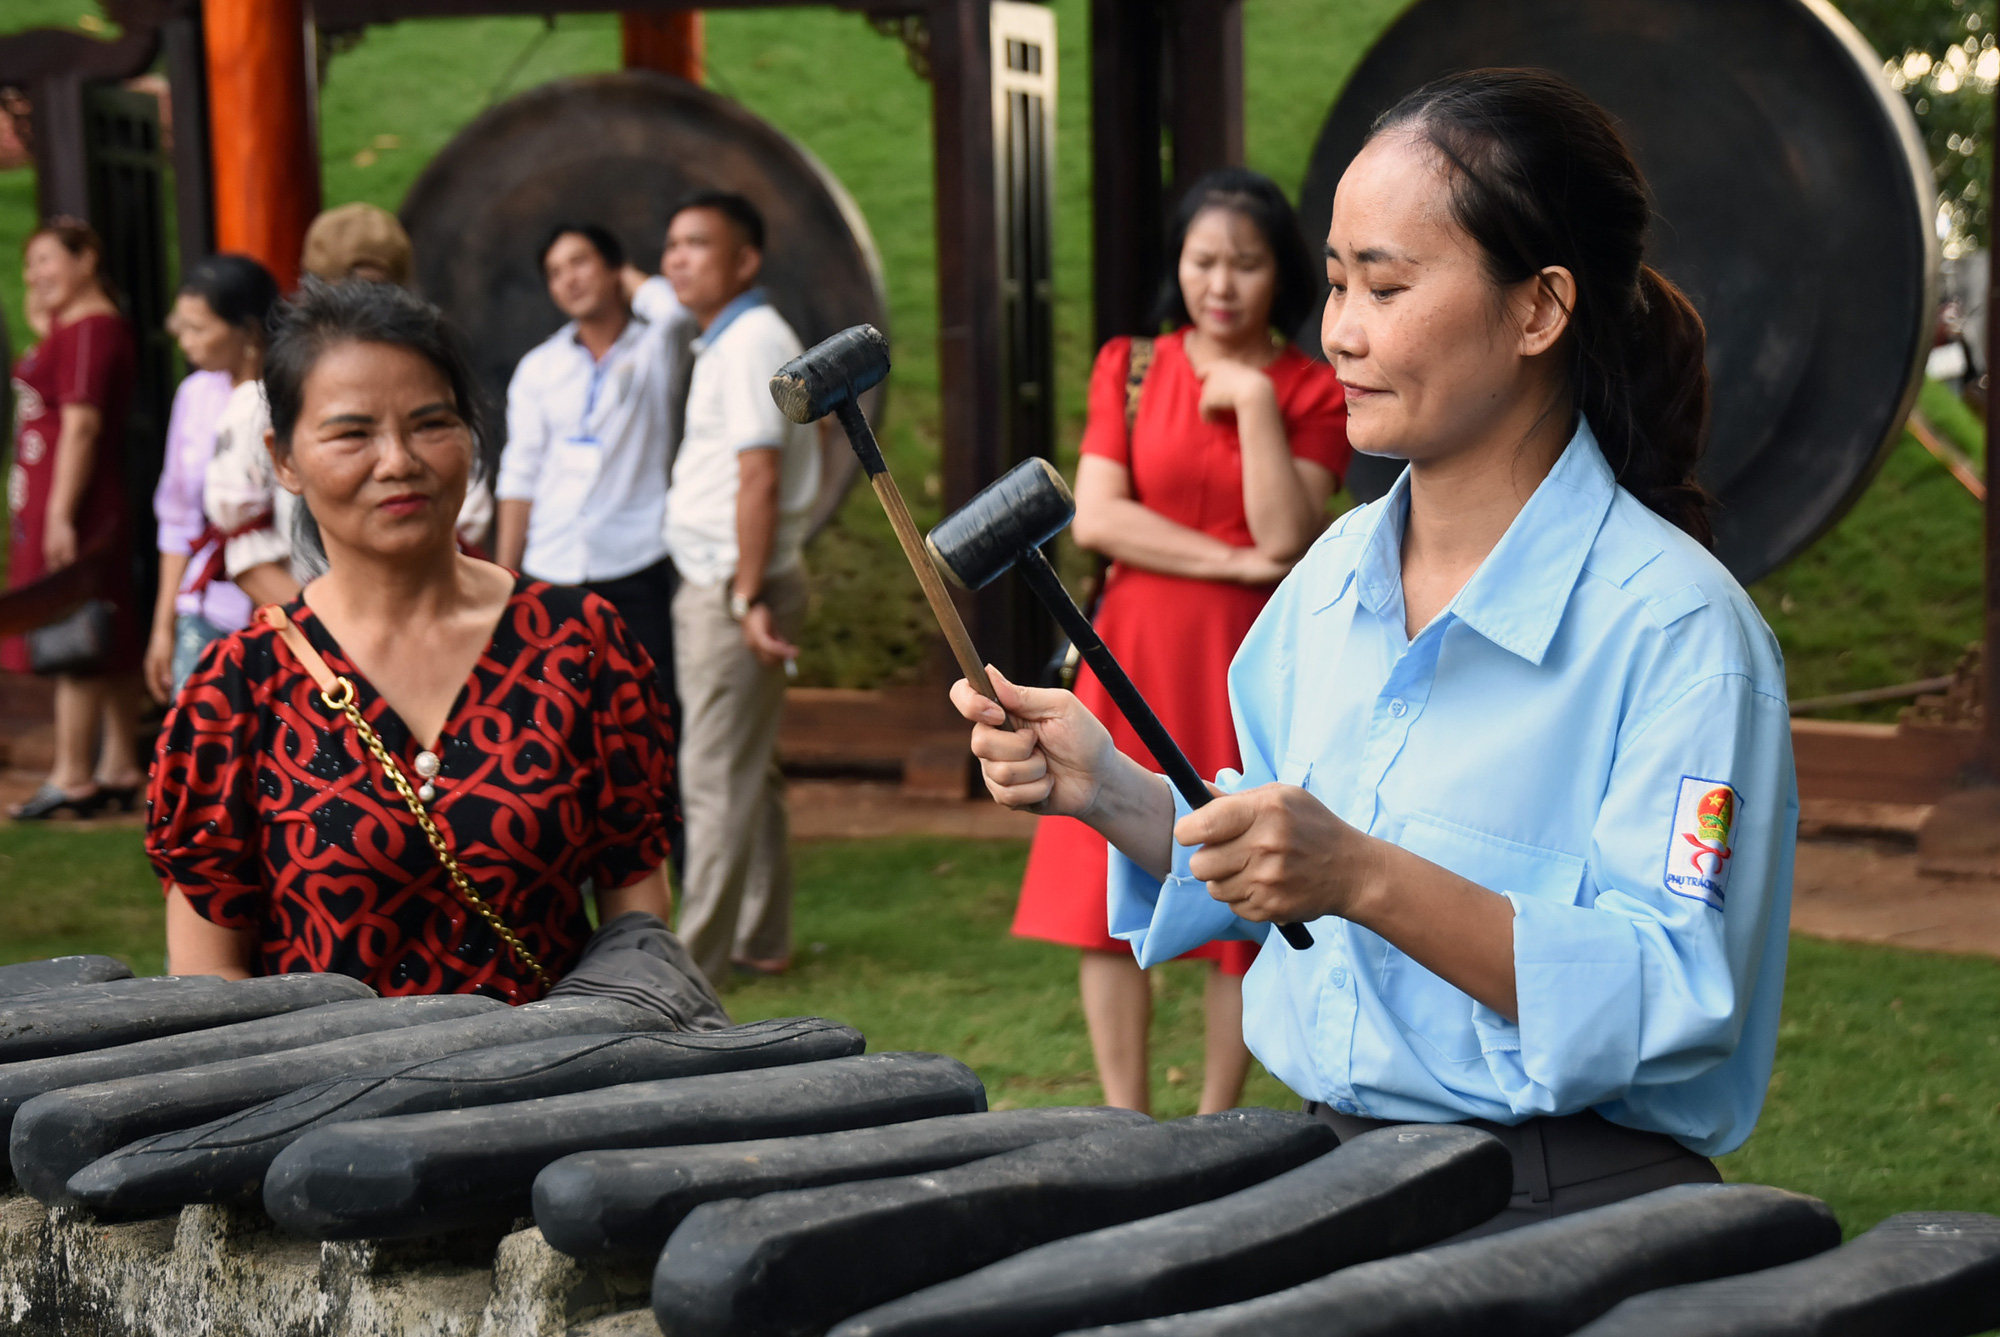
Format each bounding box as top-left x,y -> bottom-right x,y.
1015,549 -> 1314,952
835,402 -> 1008,712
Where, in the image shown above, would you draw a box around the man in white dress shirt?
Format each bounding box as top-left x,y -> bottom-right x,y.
663,192 -> 819,985
495,224 -> 690,811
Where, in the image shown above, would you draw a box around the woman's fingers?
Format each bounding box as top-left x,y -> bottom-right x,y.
1174,790 -> 1258,848
950,678 -> 1007,727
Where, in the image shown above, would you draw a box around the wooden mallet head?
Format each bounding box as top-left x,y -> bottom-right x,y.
926,459 -> 1075,590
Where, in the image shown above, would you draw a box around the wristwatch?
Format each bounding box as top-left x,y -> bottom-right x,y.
729,590 -> 756,622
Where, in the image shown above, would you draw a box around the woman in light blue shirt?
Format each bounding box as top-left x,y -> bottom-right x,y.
954,68 -> 1795,1232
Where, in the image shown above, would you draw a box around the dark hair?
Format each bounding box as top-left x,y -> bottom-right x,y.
265,279 -> 490,561
28,216 -> 119,305
1370,68 -> 1712,544
1152,168 -> 1317,336
668,191 -> 766,252
178,253 -> 279,338
536,223 -> 625,272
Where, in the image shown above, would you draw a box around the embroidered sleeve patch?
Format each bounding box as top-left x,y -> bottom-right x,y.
1663,776 -> 1737,910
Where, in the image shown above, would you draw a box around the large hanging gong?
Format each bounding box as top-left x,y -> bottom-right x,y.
1299,0 -> 1937,584
401,71 -> 889,534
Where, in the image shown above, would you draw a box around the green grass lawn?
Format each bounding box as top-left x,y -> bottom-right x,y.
9,822 -> 2000,1239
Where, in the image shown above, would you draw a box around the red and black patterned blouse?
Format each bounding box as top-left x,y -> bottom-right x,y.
146,579 -> 676,1004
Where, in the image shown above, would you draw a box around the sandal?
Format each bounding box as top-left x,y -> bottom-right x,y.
10,783 -> 102,821
91,784 -> 141,815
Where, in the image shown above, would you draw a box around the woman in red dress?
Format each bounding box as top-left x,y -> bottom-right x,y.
1014,169 -> 1349,1114
8,219 -> 146,819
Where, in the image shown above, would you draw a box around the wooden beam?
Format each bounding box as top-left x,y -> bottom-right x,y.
1088,0 -> 1161,344
315,0 -> 919,23
205,0 -> 320,290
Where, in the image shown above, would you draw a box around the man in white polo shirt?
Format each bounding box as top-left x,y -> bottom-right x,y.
662,192 -> 819,986
496,224 -> 689,798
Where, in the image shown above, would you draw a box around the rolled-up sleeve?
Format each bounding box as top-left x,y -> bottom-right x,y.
1469,672 -> 1795,1118
1108,579 -> 1299,968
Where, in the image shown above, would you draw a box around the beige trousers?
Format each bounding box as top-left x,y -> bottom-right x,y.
672,567 -> 806,985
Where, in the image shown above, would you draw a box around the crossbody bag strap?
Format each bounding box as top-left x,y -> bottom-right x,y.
1124,335 -> 1155,437
256,604 -> 550,987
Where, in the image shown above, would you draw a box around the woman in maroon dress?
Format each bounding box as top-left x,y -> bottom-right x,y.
8,219 -> 146,819
1013,170 -> 1349,1114
149,280 -> 698,1010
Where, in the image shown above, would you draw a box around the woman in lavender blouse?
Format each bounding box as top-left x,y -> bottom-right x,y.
146,255 -> 279,703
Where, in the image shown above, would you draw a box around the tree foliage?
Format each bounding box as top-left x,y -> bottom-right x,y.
1839,0 -> 1997,253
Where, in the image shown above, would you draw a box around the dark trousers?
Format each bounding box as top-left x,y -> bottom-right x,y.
1304,1102 -> 1721,1240
583,558 -> 683,878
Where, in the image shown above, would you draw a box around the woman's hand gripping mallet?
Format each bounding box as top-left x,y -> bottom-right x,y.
928,458 -> 1314,950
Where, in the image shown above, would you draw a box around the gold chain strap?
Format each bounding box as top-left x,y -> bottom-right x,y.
317,675 -> 550,987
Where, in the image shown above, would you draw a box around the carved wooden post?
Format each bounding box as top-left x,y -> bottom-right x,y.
622,10 -> 705,83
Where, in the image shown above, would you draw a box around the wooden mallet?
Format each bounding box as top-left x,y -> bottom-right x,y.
769,325 -> 1008,716
927,458 -> 1314,951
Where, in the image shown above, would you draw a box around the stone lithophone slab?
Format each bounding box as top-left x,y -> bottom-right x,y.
72,1018 -> 866,1219
1064,1183 -> 1841,1336
0,955 -> 132,998
535,1106 -> 1154,1263
265,1051 -> 988,1240
1,962 -> 1997,1337
1573,1210 -> 2000,1336
649,1108 -> 1336,1337
0,973 -> 375,1065
11,996 -> 664,1204
829,1123 -> 1512,1337
0,996 -> 501,1144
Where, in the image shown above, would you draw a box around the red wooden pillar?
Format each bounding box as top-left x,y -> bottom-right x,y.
622,11 -> 705,83
205,0 -> 319,291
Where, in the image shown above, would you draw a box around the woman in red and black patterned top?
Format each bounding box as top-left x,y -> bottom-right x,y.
149,280 -> 679,1003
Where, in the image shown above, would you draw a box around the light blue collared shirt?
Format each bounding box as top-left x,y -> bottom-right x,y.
1110,422 -> 1796,1156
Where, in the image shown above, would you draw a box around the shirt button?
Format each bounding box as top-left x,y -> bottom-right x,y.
1328,967 -> 1348,987
1388,697 -> 1408,718
1335,1099 -> 1358,1115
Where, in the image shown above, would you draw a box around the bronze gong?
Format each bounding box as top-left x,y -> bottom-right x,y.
1299,0 -> 1937,583
400,70 -> 889,536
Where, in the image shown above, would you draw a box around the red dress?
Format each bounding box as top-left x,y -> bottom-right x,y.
4,312 -> 140,673
1013,330 -> 1349,973
146,580 -> 677,1004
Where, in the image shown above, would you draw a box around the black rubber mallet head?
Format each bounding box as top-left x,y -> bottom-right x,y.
929,460 -> 1313,951
770,326 -> 1008,713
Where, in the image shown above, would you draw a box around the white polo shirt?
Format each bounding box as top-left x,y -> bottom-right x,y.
497,276 -> 689,584
665,293 -> 820,590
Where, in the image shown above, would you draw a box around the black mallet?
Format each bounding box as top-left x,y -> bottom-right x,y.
771,325 -> 1011,716
927,458 -> 1314,951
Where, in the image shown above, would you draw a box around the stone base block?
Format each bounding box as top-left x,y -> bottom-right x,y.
0,1192 -> 651,1337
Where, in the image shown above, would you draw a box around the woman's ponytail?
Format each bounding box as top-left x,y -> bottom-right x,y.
1584,264 -> 1712,544
1373,70 -> 1714,545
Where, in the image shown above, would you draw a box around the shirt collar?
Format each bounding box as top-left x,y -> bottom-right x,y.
564,309 -> 648,361
691,287 -> 769,353
1347,418 -> 1618,665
